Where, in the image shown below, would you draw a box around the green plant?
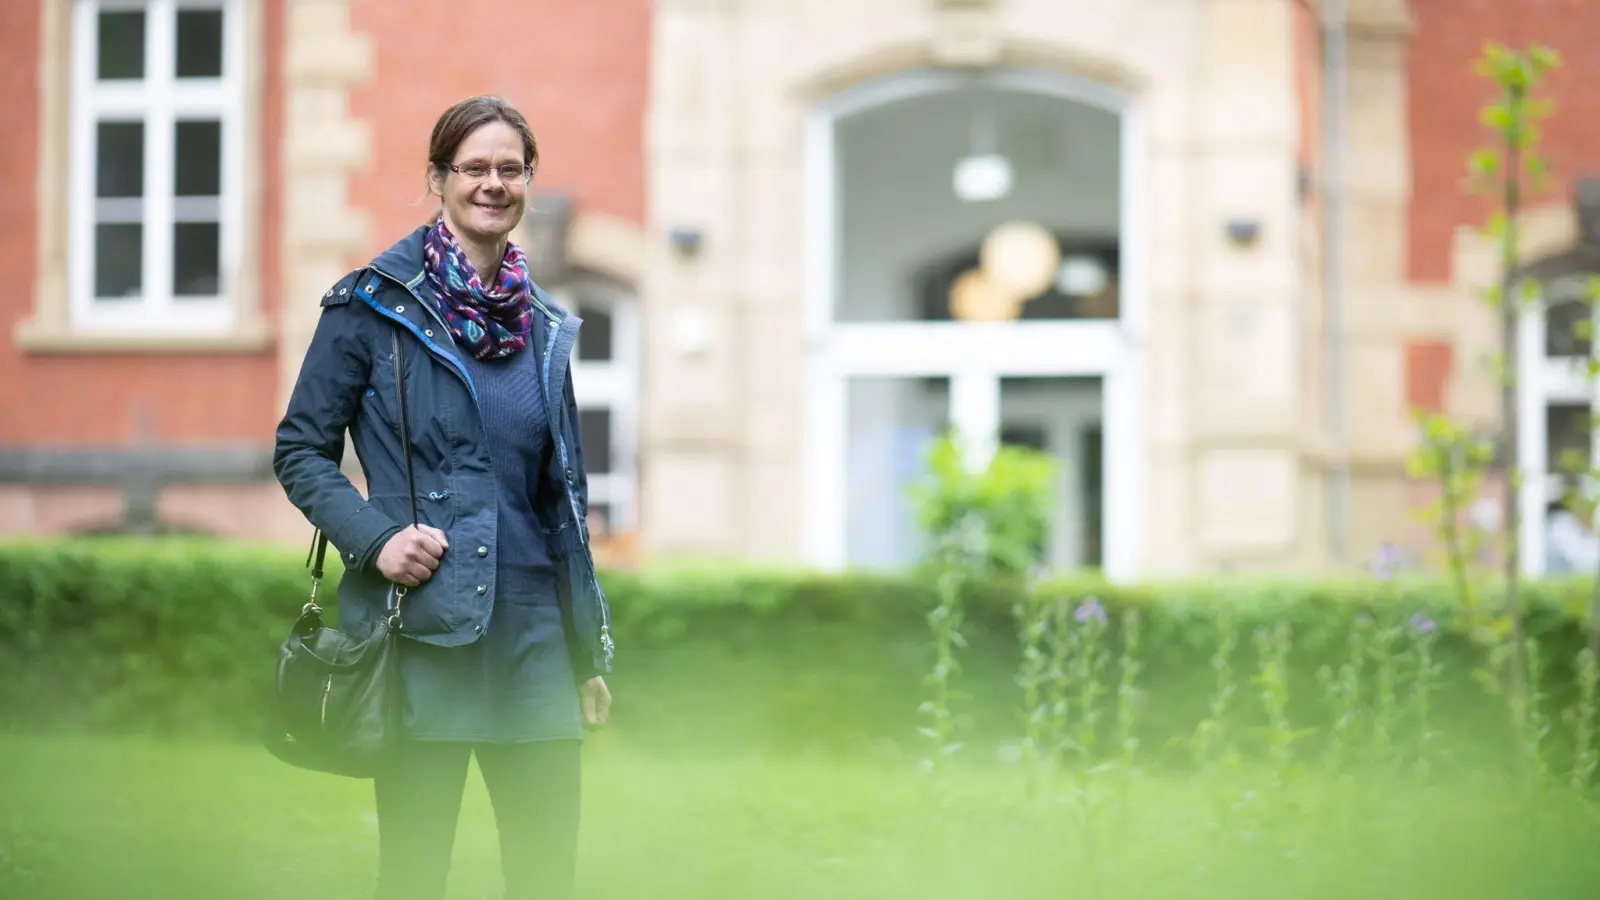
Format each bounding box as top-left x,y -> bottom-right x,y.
1406,415 -> 1494,629
1115,607 -> 1145,774
1013,587 -> 1052,782
1407,613 -> 1445,775
1568,646 -> 1599,791
908,433 -> 1056,775
1252,622 -> 1298,781
1369,614 -> 1405,767
1191,613 -> 1240,773
906,433 -> 1057,581
1317,612 -> 1371,770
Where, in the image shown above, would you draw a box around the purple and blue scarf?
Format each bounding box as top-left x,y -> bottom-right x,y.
421,220 -> 535,360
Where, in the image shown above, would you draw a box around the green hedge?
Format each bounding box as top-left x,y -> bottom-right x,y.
0,538 -> 1594,767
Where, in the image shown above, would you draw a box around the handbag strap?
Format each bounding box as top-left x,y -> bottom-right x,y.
305,326 -> 420,617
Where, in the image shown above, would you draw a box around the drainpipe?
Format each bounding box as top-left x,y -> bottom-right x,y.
1321,0 -> 1351,566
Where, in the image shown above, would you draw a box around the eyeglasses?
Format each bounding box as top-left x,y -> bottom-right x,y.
447,162 -> 533,185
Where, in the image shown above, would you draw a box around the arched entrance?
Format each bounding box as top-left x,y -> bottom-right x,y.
802,68 -> 1145,579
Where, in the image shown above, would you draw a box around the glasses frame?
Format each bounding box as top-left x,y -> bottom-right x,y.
446,162 -> 534,185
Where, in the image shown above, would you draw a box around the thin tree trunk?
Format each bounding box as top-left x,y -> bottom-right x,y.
1499,82 -> 1529,778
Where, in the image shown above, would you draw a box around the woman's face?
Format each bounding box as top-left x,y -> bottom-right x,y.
432,121 -> 529,245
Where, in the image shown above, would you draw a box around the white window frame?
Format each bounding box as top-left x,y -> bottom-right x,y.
69,0 -> 244,334
560,285 -> 642,535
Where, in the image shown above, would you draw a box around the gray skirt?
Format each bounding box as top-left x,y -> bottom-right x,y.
397,566 -> 583,744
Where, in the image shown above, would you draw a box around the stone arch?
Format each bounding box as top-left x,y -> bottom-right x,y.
787,32 -> 1151,109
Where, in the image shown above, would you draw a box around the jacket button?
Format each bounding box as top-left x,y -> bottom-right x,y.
425,329 -> 434,337
477,546 -> 488,557
395,305 -> 405,313
476,585 -> 487,595
474,624 -> 483,634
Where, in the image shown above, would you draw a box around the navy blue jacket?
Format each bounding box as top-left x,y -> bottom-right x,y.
273,226 -> 615,682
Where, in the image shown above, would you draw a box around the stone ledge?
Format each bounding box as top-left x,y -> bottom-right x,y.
14,317 -> 275,355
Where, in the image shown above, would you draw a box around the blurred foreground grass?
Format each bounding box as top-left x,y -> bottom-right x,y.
0,730 -> 1596,900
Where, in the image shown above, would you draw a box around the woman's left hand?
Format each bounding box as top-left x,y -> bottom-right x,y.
580,677 -> 611,728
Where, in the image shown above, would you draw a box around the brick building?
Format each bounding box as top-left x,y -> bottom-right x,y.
2,0 -> 1598,578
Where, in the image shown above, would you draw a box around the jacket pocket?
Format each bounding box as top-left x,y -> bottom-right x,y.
365,492 -> 458,628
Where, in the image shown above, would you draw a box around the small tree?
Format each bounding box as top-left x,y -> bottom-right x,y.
1408,42 -> 1560,780
1471,41 -> 1561,773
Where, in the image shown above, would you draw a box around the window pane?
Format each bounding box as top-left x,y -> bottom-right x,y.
174,121 -> 221,196
173,221 -> 220,297
1000,376 -> 1104,570
1548,403 -> 1592,477
577,304 -> 614,361
578,409 -> 613,474
94,223 -> 143,299
175,9 -> 224,78
846,376 -> 950,569
96,122 -> 144,199
97,11 -> 145,80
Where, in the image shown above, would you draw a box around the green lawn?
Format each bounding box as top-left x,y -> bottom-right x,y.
0,730 -> 1596,900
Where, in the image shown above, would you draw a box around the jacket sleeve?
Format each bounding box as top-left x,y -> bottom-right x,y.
273,289 -> 404,573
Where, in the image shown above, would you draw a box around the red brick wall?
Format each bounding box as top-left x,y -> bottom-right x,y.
346,0 -> 650,265
1293,0 -> 1321,179
1407,0 -> 1600,284
0,2 -> 286,447
0,0 -> 41,439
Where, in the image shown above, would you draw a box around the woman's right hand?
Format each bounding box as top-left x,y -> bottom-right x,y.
376,525 -> 449,586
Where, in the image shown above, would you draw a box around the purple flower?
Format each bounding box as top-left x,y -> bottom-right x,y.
1075,598 -> 1107,625
1409,613 -> 1437,635
1370,543 -> 1402,581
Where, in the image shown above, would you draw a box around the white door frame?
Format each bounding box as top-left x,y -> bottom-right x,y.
1516,294 -> 1600,576
801,68 -> 1147,581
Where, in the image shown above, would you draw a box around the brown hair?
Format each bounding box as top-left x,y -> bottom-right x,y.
424,96 -> 539,221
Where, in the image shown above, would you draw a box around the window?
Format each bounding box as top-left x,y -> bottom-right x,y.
70,0 -> 241,332
558,278 -> 640,537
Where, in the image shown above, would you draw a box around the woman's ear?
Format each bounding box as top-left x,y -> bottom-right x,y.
425,165 -> 443,198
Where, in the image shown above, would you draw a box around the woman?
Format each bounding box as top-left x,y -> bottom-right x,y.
273,95 -> 613,900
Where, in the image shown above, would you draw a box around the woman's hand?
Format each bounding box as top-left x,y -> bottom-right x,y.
376,524 -> 448,586
580,677 -> 611,727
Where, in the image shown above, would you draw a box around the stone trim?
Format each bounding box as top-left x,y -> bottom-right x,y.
16,0 -> 272,355
276,0 -> 373,407
1304,0 -> 1414,39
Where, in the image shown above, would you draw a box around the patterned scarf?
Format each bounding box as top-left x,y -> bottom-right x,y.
421,220 -> 535,360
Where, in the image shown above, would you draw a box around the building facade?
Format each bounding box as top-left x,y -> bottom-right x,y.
3,0 -> 1598,579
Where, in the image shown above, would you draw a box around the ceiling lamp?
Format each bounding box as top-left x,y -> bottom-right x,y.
1056,254 -> 1109,297
953,153 -> 1013,203
948,268 -> 1022,322
980,221 -> 1060,299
